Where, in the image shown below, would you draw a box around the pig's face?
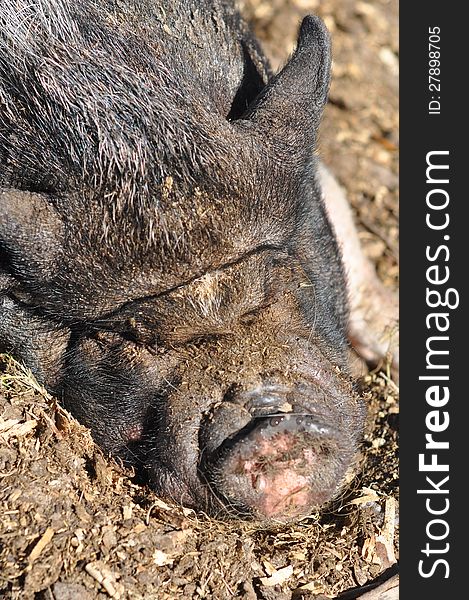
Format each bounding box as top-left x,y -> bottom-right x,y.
0,3 -> 367,521
60,249 -> 363,521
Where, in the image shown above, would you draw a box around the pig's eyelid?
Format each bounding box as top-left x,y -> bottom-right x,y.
91,244 -> 285,324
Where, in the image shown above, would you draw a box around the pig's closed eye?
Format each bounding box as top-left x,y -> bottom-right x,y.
176,332 -> 230,347
238,305 -> 270,325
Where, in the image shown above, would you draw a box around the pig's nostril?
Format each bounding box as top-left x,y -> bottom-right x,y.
269,415 -> 284,427
199,385 -> 300,457
255,412 -> 335,437
229,383 -> 292,417
201,409 -> 338,462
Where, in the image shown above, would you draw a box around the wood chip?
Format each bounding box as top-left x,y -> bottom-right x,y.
85,562 -> 123,599
29,527 -> 55,563
146,498 -> 173,523
350,488 -> 380,505
133,523 -> 147,534
260,565 -> 293,587
362,536 -> 378,564
153,549 -> 174,566
262,559 -> 277,576
361,499 -> 397,569
374,498 -> 397,568
0,418 -> 20,433
297,580 -> 327,594
122,505 -> 133,520
0,418 -> 37,439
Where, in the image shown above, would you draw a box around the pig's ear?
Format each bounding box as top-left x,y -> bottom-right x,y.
0,188 -> 63,280
237,15 -> 331,154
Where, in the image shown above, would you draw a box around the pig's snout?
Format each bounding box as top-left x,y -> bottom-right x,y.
213,414 -> 342,520
200,384 -> 358,521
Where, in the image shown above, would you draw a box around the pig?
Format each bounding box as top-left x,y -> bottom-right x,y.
0,0 -> 398,521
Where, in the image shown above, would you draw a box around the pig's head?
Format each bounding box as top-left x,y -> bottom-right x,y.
59,249 -> 364,521
0,6 -> 365,522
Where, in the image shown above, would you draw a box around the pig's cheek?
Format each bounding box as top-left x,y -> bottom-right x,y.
121,422 -> 144,443
146,461 -> 199,508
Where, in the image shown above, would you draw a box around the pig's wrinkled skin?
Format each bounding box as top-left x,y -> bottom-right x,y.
0,0 -> 398,521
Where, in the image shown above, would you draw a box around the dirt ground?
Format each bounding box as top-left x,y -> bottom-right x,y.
0,1 -> 398,598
